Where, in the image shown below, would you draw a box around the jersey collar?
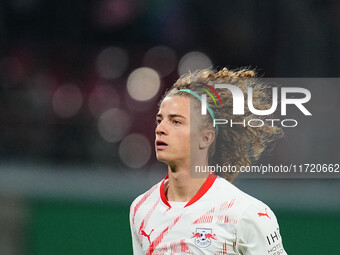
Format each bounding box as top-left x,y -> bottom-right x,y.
160,172 -> 217,209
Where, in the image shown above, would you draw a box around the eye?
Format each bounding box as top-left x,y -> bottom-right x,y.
155,119 -> 162,125
172,119 -> 181,125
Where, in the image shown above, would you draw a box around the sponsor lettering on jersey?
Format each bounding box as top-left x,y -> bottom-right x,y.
266,228 -> 281,245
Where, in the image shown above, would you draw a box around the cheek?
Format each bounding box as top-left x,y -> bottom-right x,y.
174,129 -> 190,150
179,129 -> 191,143
189,122 -> 202,141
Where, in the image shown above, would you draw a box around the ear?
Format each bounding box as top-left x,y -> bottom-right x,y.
199,129 -> 215,150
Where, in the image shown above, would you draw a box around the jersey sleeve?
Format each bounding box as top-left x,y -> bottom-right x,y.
129,198 -> 144,255
235,203 -> 288,255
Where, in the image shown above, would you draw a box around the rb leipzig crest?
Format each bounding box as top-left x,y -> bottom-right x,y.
191,228 -> 216,248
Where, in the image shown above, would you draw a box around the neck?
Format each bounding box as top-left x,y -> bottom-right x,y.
166,157 -> 210,202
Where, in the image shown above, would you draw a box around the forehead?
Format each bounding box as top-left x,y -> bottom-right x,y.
157,96 -> 190,115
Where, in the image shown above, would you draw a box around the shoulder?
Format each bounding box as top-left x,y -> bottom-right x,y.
213,176 -> 270,206
235,200 -> 286,254
129,180 -> 162,222
212,177 -> 267,208
237,199 -> 279,234
213,176 -> 281,229
214,179 -> 287,254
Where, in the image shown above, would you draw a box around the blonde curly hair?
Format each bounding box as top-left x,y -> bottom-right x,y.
159,68 -> 283,182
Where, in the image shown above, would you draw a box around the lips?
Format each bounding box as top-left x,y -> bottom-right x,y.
156,140 -> 168,150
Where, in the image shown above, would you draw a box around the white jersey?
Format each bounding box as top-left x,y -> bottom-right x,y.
130,174 -> 287,255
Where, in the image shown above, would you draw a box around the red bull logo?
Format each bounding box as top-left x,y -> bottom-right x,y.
191,228 -> 216,248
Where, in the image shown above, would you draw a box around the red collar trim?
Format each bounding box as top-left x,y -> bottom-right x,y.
159,173 -> 217,209
160,174 -> 171,208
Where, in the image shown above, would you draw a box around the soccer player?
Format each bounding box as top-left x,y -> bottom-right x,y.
130,68 -> 288,254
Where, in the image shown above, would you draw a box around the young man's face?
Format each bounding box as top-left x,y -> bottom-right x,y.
155,96 -> 202,167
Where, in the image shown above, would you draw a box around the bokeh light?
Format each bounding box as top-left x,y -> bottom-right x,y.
52,84 -> 83,118
95,47 -> 128,79
88,84 -> 120,117
97,108 -> 131,143
119,133 -> 151,168
127,67 -> 160,101
143,46 -> 177,77
178,51 -> 213,75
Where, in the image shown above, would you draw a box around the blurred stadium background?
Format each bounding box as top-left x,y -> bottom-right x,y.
0,0 -> 339,254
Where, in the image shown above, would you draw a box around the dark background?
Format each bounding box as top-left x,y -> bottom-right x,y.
0,0 -> 339,254
1,0 -> 340,167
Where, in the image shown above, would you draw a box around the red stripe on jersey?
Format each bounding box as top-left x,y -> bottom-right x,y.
170,241 -> 179,253
157,244 -> 168,255
217,214 -> 237,224
192,207 -> 215,224
227,198 -> 235,209
224,215 -> 237,224
147,214 -> 182,255
219,201 -> 227,211
133,184 -> 158,224
215,241 -> 228,255
138,199 -> 160,247
180,239 -> 191,254
160,175 -> 171,208
219,198 -> 236,212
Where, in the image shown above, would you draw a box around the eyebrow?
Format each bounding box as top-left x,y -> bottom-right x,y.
156,113 -> 186,119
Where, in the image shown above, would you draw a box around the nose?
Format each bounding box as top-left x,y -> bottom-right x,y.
155,120 -> 167,135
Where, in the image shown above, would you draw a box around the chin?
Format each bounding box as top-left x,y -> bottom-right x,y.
156,153 -> 172,165
156,155 -> 168,163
